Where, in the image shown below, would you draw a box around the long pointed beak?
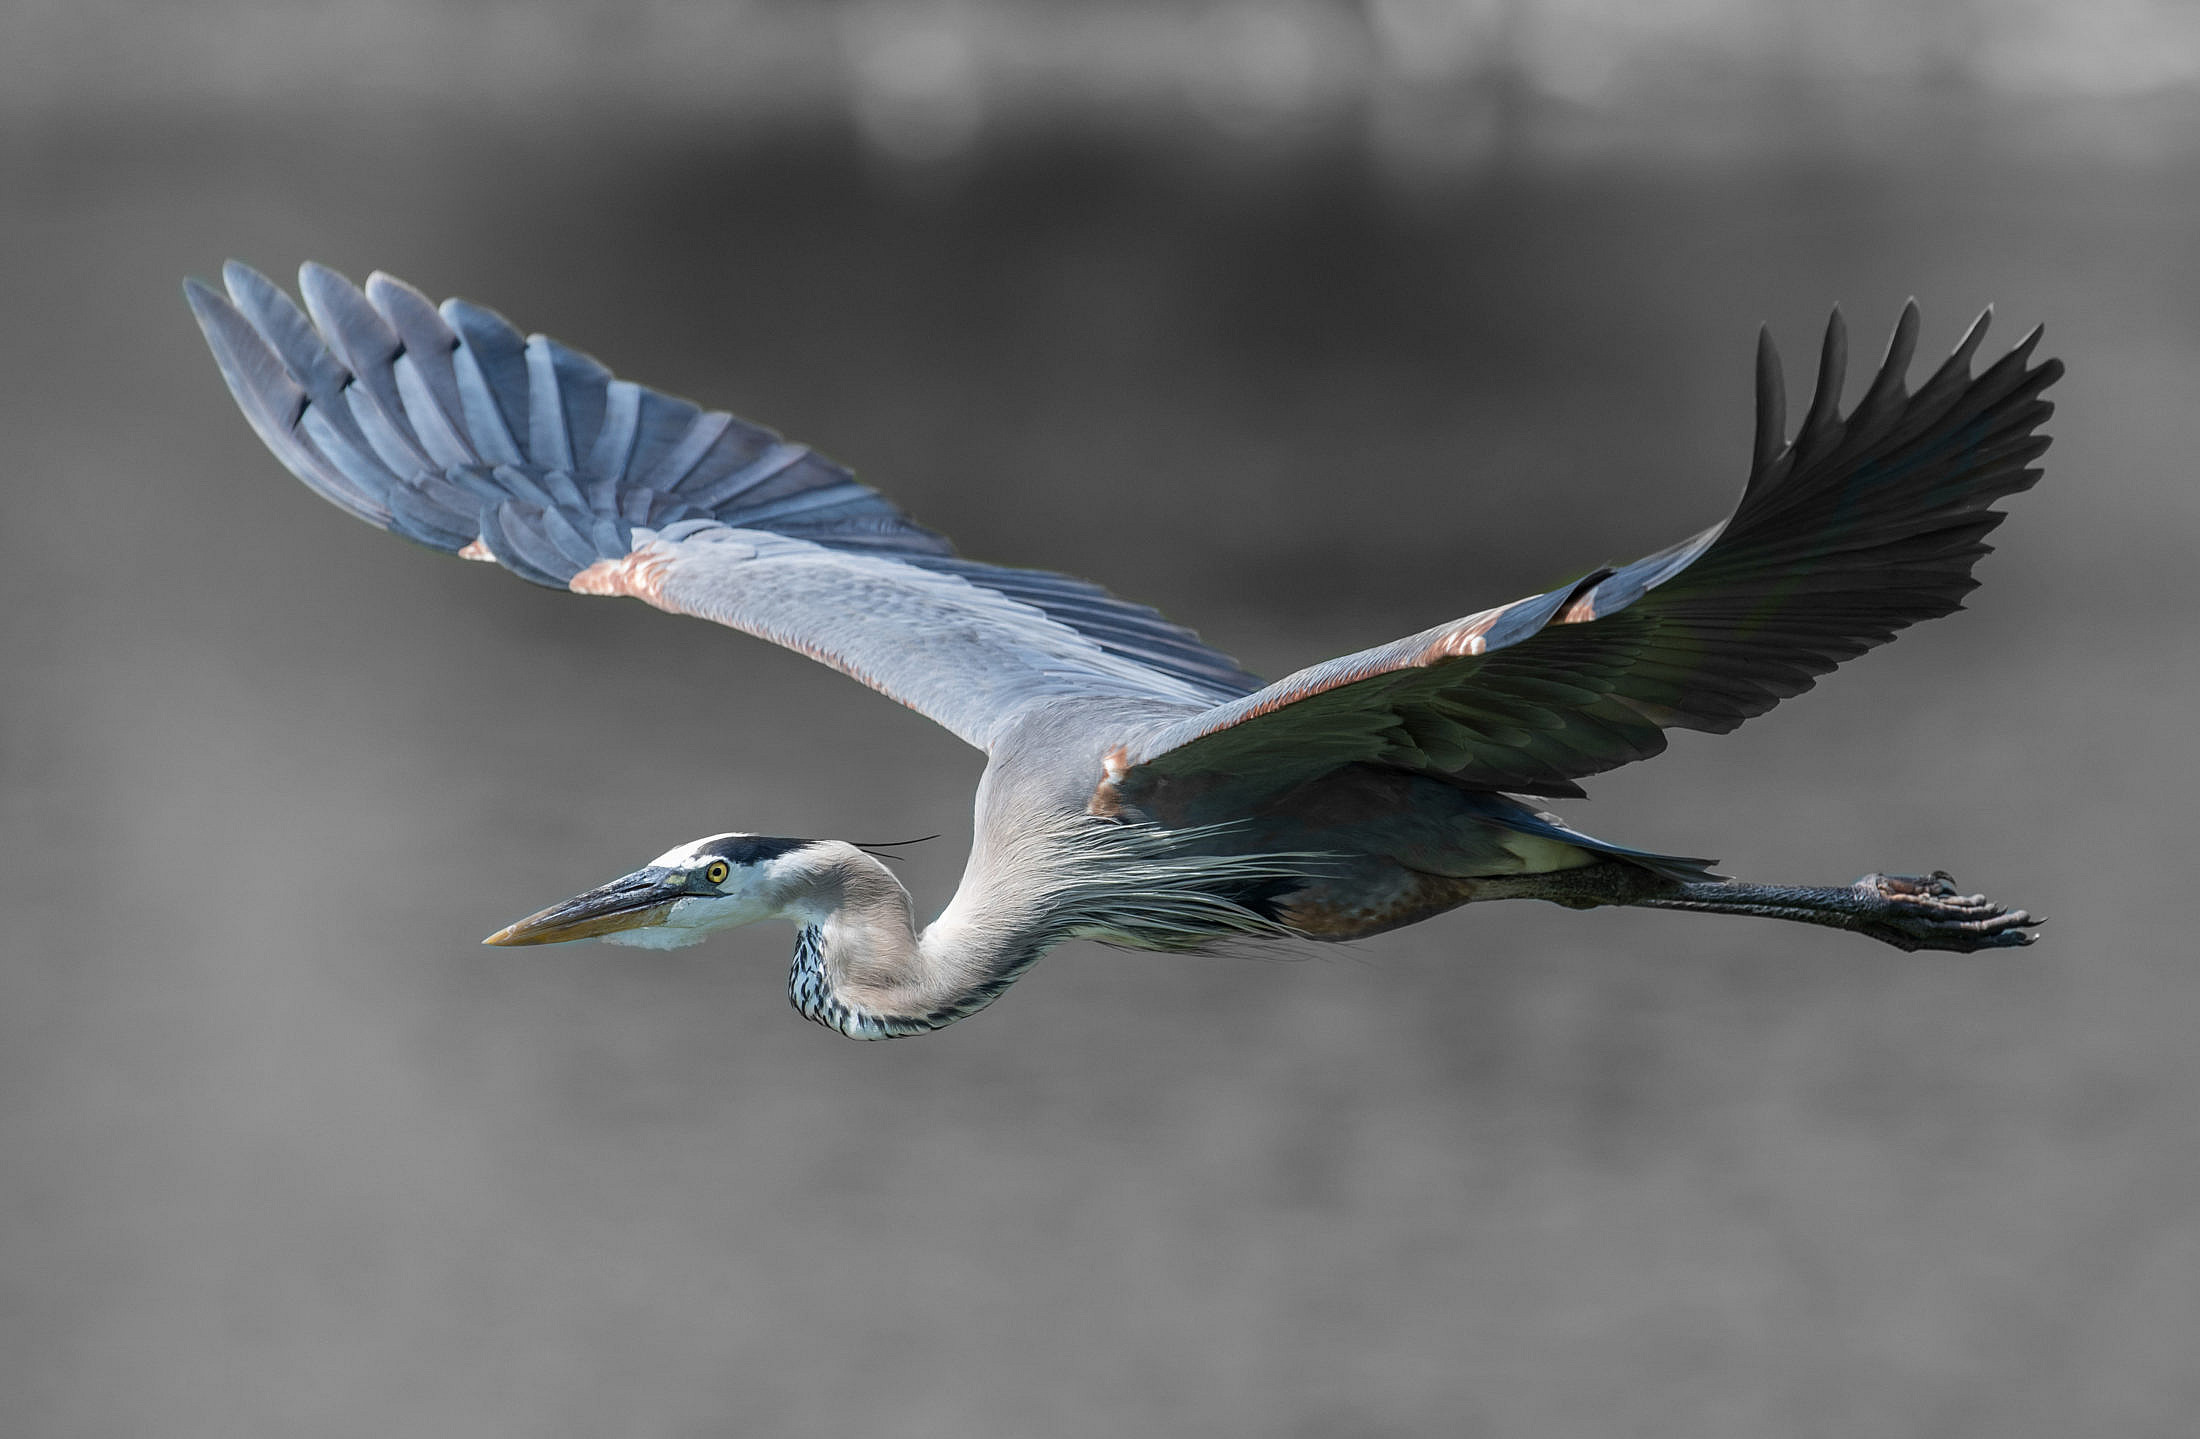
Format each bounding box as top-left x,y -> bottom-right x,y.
483,867 -> 686,946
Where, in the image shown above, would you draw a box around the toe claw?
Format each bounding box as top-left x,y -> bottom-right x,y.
1853,868 -> 2043,952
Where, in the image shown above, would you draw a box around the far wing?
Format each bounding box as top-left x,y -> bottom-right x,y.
1110,305 -> 2060,802
188,263 -> 1261,752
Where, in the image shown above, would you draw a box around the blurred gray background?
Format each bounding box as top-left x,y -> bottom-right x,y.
4,2 -> 2198,1435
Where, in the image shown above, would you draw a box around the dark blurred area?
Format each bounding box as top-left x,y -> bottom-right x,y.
5,3 -> 2198,1436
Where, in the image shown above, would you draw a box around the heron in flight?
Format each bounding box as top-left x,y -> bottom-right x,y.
188,263 -> 2055,1039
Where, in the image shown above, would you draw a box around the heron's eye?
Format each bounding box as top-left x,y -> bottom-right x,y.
704,860 -> 731,885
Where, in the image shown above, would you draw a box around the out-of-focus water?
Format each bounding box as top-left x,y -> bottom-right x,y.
3,110 -> 2197,1438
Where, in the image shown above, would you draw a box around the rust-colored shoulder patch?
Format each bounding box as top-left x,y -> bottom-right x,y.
1420,606 -> 1503,660
570,540 -> 679,605
1086,743 -> 1133,818
1557,593 -> 1599,624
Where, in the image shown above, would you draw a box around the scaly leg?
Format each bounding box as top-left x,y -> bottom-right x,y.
1480,863 -> 2042,953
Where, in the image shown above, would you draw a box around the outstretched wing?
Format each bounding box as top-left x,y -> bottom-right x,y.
1110,305 -> 2060,804
187,263 -> 1260,751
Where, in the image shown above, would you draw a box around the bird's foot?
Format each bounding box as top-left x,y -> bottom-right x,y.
1851,871 -> 2042,952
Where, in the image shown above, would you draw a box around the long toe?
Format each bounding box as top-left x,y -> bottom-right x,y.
1854,872 -> 2043,952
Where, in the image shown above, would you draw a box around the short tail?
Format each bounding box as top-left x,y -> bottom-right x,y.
1470,795 -> 1723,885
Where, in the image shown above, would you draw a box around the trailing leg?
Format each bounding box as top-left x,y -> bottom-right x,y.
1482,862 -> 2042,953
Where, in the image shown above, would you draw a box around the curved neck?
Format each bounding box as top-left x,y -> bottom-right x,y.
778,843 -> 1041,1040
773,823 -> 1314,1039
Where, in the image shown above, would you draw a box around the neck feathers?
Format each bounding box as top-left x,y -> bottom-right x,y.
780,822 -> 1319,1040
786,922 -> 1045,1040
779,842 -> 1035,1040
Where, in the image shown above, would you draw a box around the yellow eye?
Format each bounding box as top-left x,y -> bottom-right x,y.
705,861 -> 730,885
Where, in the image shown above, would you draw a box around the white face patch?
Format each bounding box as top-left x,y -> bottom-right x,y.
601,892 -> 763,947
606,837 -> 816,943
603,916 -> 716,949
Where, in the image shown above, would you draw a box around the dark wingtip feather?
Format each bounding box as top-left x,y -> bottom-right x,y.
1881,301 -> 1922,374
1796,307 -> 1849,454
1896,302 -> 1923,348
1940,306 -> 1993,373
1831,300 -> 1920,444
1955,305 -> 1994,366
1892,306 -> 1999,437
1752,325 -> 1787,472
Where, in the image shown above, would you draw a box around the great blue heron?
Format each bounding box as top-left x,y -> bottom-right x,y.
188,262 -> 2055,1039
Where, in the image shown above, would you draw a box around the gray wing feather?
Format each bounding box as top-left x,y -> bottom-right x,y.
187,262 -> 1262,749
1116,305 -> 2061,801
633,529 -> 1239,749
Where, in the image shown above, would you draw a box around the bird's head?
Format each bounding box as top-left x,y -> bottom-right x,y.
482,833 -> 824,950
